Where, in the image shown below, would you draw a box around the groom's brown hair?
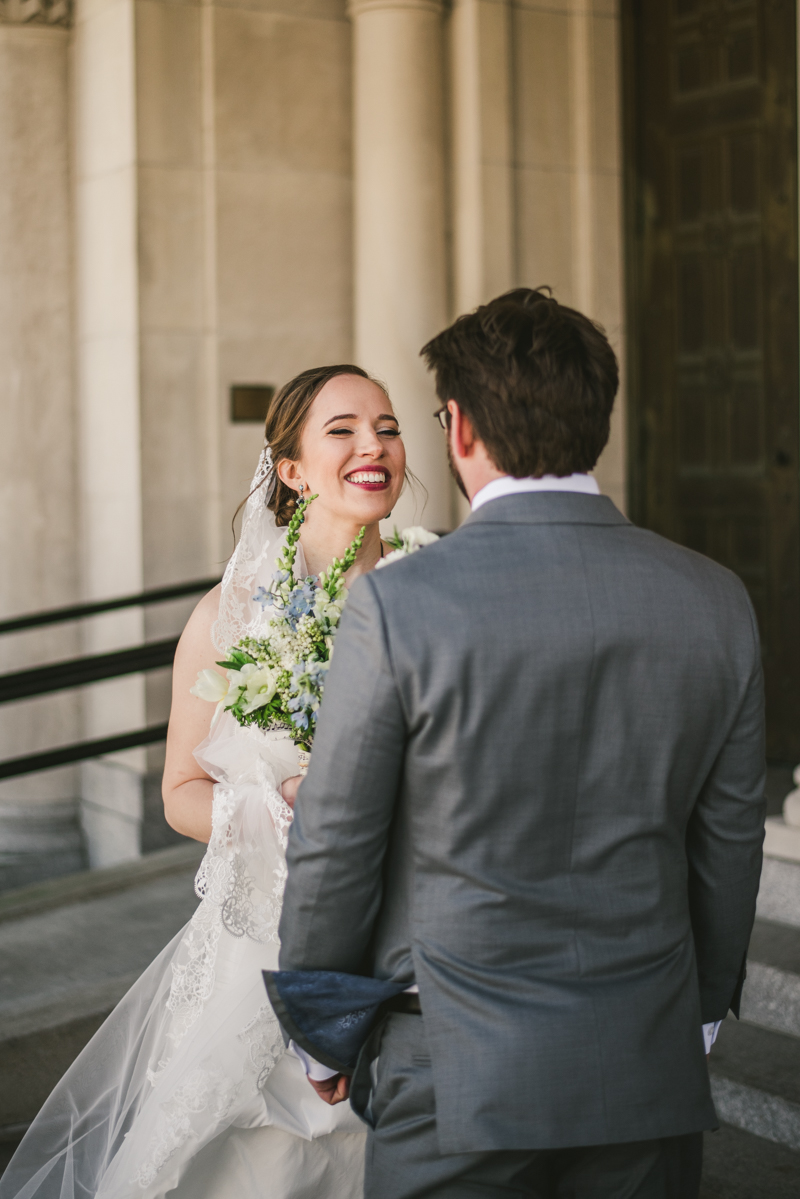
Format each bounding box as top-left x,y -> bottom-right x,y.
421,288 -> 619,477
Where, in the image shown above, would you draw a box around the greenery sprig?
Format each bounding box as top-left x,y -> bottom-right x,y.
318,524 -> 366,596
270,493 -> 318,600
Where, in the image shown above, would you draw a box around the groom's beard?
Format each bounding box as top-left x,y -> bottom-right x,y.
445,432 -> 470,501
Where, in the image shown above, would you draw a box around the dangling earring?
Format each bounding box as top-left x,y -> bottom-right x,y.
298,483 -> 305,500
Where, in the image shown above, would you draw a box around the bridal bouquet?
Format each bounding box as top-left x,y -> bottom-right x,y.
191,496 -> 438,752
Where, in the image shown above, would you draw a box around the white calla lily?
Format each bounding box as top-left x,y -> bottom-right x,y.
190,669 -> 230,704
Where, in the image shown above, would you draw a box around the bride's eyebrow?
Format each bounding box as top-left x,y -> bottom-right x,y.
322,413 -> 357,427
322,413 -> 398,427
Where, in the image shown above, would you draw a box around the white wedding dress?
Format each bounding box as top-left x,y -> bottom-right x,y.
0,446 -> 366,1199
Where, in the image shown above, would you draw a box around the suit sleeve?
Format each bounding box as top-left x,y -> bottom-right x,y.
687,597 -> 766,1022
278,573 -> 406,973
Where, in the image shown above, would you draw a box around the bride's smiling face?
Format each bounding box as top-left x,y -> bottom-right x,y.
277,373 -> 406,526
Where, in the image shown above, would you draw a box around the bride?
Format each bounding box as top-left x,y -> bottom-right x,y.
0,364 -> 407,1199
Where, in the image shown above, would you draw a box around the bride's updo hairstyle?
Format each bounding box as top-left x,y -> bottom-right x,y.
263,364 -> 382,526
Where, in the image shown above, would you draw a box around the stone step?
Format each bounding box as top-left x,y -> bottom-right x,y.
756,856 -> 800,929
700,1122 -> 800,1198
3,846 -> 800,1171
706,913 -> 800,1160
0,840 -> 203,924
741,917 -> 800,1039
709,1018 -> 800,1150
0,844 -> 203,1131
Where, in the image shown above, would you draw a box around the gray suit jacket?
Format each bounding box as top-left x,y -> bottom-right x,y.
279,493 -> 766,1153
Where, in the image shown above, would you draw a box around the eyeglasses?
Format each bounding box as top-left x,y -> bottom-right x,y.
433,404 -> 450,431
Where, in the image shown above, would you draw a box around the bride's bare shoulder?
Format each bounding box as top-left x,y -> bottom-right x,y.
189,582 -> 222,630
175,583 -> 222,669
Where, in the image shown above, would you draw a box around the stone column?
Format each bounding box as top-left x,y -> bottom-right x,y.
349,0 -> 451,532
448,0 -> 514,524
0,14 -> 84,889
510,0 -> 626,512
72,0 -> 146,867
449,0 -> 514,314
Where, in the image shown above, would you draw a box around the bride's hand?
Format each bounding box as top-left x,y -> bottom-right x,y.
281,774 -> 303,809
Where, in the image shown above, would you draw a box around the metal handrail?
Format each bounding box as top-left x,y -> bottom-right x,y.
0,725 -> 170,781
0,577 -> 219,779
0,577 -> 218,636
0,638 -> 180,705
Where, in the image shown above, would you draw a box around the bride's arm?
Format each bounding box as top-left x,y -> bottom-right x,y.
161,585 -> 223,843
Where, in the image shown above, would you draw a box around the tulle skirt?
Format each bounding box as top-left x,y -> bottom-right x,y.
0,916 -> 365,1199
0,716 -> 365,1198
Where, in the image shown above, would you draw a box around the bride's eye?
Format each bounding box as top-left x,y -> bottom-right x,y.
378,427 -> 400,437
328,427 -> 354,437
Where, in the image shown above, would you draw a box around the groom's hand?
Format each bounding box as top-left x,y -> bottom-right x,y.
307,1073 -> 350,1105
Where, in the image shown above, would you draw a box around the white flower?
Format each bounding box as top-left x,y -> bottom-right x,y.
375,527 -> 439,569
191,666 -> 243,729
322,599 -> 346,622
191,669 -> 230,704
241,664 -> 279,714
375,548 -> 407,570
402,526 -> 439,551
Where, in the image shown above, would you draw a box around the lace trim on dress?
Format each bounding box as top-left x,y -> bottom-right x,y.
240,1002 -> 284,1091
131,999 -> 286,1192
132,777 -> 292,1191
131,1068 -> 237,1190
198,776 -> 290,944
155,776 -> 291,1071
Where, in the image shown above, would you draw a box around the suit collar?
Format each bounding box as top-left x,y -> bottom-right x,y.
462,491 -> 630,527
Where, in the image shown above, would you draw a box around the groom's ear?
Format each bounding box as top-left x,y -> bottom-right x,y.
449,401 -> 477,459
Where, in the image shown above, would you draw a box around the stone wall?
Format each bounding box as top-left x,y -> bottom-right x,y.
0,0 -> 628,881
0,26 -> 83,887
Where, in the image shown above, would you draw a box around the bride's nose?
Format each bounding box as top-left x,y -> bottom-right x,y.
353,429 -> 385,458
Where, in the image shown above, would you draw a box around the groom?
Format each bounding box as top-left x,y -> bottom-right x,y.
277,288 -> 766,1197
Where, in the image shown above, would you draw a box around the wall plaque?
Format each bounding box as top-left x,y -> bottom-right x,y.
230,385 -> 275,423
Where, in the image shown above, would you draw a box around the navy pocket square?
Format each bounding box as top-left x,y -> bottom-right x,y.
263,970 -> 408,1075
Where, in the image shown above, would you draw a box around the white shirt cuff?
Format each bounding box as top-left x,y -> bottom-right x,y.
289,1040 -> 340,1081
702,1020 -> 722,1054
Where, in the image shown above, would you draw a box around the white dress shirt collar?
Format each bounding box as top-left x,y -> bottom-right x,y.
470,473 -> 600,512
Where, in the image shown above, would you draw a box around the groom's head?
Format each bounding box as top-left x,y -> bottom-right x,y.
421,288 -> 619,498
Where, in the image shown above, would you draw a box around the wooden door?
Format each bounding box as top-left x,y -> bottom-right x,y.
625,0 -> 800,759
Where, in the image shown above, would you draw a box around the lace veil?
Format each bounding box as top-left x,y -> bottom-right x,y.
212,442 -> 280,654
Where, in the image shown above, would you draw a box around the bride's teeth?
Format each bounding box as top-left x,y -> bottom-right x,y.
349,471 -> 385,484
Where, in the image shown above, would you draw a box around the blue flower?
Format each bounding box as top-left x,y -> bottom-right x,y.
285,580 -> 317,624
252,586 -> 274,609
291,659 -> 327,691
